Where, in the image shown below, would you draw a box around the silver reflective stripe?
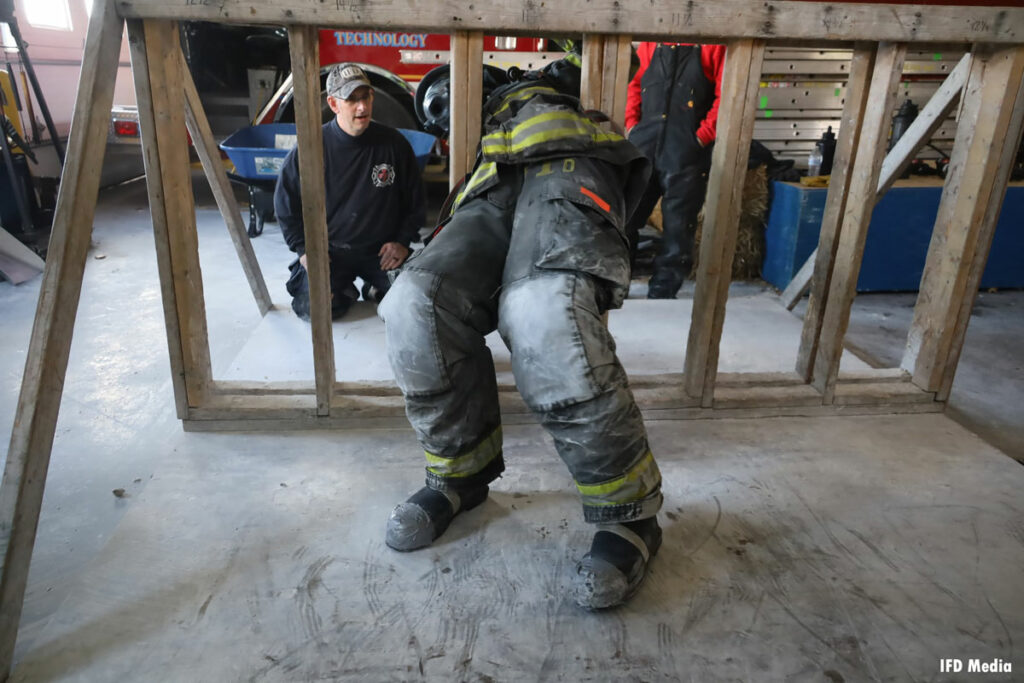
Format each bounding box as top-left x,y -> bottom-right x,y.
596,523 -> 651,562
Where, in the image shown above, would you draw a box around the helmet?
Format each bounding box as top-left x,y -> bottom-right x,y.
414,64 -> 511,138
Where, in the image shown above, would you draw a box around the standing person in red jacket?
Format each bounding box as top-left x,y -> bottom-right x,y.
624,43 -> 726,298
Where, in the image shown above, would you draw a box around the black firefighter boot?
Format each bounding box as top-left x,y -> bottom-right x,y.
385,485 -> 489,551
646,206 -> 694,299
571,516 -> 662,609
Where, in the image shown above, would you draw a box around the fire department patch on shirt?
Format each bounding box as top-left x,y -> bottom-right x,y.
372,162 -> 396,187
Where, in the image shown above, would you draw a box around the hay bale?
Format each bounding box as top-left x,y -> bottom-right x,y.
647,199 -> 664,233
692,164 -> 769,280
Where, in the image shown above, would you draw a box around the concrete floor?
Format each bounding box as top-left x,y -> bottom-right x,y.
1,177 -> 1022,681
225,285 -> 874,385
831,292 -> 1024,464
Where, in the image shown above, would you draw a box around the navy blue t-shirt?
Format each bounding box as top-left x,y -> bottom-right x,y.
274,120 -> 426,256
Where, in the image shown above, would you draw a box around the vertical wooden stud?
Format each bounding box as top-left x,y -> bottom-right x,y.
600,34 -> 632,125
811,42 -> 907,401
449,31 -> 483,189
580,34 -> 605,113
902,45 -> 1024,396
466,33 -> 483,175
448,31 -> 468,188
0,0 -> 123,674
936,67 -> 1024,402
142,20 -> 213,407
126,20 -> 189,419
288,26 -> 334,416
683,39 -> 766,407
794,44 -> 876,380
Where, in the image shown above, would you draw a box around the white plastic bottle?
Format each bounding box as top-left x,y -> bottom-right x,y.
807,144 -> 823,177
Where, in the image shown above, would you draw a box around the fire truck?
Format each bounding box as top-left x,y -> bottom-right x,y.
251,30 -> 564,131
105,28 -> 563,160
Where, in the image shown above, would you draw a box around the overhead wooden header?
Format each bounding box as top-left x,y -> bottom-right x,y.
114,1 -> 1022,44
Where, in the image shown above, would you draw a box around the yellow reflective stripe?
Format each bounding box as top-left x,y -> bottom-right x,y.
425,425 -> 503,478
480,114 -> 565,155
505,110 -> 589,139
482,126 -> 621,156
576,451 -> 656,496
466,161 -> 497,193
480,131 -> 505,153
481,110 -> 623,156
491,85 -> 560,117
565,52 -> 581,68
452,161 -> 497,211
575,451 -> 661,505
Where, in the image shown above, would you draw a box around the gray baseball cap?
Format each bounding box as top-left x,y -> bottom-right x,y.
326,63 -> 373,99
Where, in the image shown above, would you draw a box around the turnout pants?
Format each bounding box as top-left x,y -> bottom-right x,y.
286,247 -> 392,320
380,157 -> 662,523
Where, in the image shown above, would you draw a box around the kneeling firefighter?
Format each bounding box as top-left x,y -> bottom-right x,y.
378,48 -> 664,609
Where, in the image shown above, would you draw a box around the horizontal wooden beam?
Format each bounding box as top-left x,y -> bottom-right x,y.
833,381 -> 935,405
183,414 -> 417,432
211,371 -> 912,398
114,1 -> 1024,44
189,394 -> 318,420
642,400 -> 944,422
182,397 -> 944,431
714,384 -> 824,409
717,368 -> 910,387
186,368 -> 934,428
209,380 -> 316,395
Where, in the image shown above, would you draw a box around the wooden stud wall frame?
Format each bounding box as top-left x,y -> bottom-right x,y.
1,0 -> 1023,674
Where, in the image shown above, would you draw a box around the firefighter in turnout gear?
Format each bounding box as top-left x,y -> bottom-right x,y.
624,43 -> 726,299
378,53 -> 665,610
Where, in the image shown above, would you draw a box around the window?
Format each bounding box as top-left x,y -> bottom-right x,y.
1,24 -> 14,52
23,0 -> 74,31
